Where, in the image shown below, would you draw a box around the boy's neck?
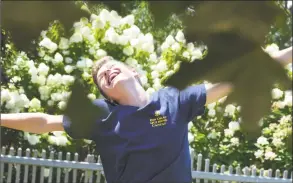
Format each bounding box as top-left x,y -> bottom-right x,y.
116,83 -> 149,108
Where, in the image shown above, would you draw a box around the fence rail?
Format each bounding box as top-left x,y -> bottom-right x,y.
0,146 -> 292,183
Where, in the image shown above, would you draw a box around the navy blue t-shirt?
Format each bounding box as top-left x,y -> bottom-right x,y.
63,84 -> 206,183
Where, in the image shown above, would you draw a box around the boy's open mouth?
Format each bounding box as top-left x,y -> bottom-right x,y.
108,71 -> 120,85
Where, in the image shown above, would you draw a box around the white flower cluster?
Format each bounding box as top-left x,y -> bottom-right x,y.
30,63 -> 74,110
224,104 -> 239,117
28,61 -> 50,86
1,52 -> 46,113
207,102 -> 217,117
24,132 -> 40,145
48,131 -> 69,146
161,32 -> 202,60
272,90 -> 292,109
1,87 -> 30,113
39,37 -> 58,53
222,121 -> 240,146
254,114 -> 292,161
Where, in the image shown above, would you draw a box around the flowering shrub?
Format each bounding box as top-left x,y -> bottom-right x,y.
1,3 -> 292,174
188,44 -> 292,171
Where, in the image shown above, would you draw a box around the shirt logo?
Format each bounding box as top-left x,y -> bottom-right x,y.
150,110 -> 168,127
155,110 -> 161,116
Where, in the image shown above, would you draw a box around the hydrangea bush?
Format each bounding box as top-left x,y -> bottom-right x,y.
1,4 -> 292,175
189,43 -> 292,171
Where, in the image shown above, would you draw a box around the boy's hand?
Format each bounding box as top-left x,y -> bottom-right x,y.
63,79 -> 107,135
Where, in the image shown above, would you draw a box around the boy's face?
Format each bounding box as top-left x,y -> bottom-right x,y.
96,61 -> 139,101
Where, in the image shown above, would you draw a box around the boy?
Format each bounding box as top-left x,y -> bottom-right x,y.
1,46 -> 292,182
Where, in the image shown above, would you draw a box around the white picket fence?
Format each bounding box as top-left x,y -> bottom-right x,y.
0,146 -> 291,183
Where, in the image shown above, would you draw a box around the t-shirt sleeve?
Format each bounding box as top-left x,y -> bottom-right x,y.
62,99 -> 110,140
179,84 -> 207,122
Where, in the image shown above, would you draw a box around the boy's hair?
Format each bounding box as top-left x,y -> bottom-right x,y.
91,56 -> 143,104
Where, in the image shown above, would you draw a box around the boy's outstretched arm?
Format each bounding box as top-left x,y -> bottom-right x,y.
1,113 -> 64,134
205,46 -> 292,105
